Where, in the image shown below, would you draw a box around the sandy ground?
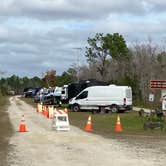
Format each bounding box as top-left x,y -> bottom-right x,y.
6,96 -> 166,166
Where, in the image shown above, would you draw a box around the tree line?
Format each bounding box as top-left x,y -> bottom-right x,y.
78,33 -> 166,106
0,32 -> 165,107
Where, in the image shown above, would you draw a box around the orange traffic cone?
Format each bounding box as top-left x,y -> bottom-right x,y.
19,115 -> 27,132
85,115 -> 92,132
36,103 -> 39,113
115,115 -> 122,132
64,108 -> 68,113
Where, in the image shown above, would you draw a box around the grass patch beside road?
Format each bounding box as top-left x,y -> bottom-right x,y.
21,97 -> 166,137
20,96 -> 37,107
69,111 -> 166,137
0,95 -> 13,166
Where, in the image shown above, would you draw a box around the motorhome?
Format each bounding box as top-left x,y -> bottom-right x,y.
69,85 -> 132,113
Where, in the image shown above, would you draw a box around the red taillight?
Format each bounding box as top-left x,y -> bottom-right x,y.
124,98 -> 126,106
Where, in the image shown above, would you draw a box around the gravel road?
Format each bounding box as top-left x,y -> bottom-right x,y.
7,96 -> 166,166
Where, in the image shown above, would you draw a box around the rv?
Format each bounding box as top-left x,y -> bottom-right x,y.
69,85 -> 132,113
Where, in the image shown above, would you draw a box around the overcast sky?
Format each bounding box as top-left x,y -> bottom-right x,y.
0,0 -> 166,77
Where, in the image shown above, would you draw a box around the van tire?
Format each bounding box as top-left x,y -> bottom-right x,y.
72,104 -> 80,112
111,105 -> 118,113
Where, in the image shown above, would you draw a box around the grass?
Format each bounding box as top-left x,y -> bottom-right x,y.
69,111 -> 166,137
0,95 -> 13,166
0,95 -> 8,106
21,97 -> 166,137
20,96 -> 37,107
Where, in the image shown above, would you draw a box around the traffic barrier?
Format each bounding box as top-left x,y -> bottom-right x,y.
48,105 -> 54,119
64,108 -> 68,113
85,115 -> 92,132
52,108 -> 70,131
36,103 -> 39,113
45,105 -> 49,118
115,115 -> 122,132
19,115 -> 28,132
42,105 -> 45,115
42,105 -> 46,116
38,103 -> 43,113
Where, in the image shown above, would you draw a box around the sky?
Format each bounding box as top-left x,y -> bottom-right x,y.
0,0 -> 166,77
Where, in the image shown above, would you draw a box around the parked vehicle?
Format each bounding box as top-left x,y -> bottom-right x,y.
61,79 -> 107,103
23,88 -> 35,97
42,93 -> 61,106
24,87 -> 41,98
61,85 -> 68,102
69,85 -> 132,113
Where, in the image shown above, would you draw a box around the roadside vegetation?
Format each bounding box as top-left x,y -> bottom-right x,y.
69,111 -> 166,137
0,32 -> 165,140
21,98 -> 166,137
0,33 -> 166,108
0,93 -> 13,165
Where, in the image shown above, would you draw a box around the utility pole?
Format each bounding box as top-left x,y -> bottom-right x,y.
72,47 -> 82,82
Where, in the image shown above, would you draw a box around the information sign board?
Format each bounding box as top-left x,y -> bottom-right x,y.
150,80 -> 166,89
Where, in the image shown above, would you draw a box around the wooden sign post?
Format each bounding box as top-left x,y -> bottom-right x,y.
150,80 -> 166,111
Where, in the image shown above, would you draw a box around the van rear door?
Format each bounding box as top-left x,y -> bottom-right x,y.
125,88 -> 132,105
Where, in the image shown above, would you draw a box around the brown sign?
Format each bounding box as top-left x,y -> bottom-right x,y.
150,80 -> 166,89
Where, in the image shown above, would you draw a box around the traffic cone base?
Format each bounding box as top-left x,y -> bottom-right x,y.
19,124 -> 27,132
85,116 -> 92,132
115,115 -> 122,132
18,115 -> 28,132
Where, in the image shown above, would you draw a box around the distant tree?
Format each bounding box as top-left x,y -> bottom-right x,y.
0,78 -> 8,95
85,33 -> 110,80
56,66 -> 78,86
42,69 -> 56,87
130,42 -> 161,105
31,76 -> 44,87
85,33 -> 130,80
157,51 -> 166,77
103,33 -> 130,60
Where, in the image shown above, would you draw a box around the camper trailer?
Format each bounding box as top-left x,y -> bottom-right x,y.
69,85 -> 132,113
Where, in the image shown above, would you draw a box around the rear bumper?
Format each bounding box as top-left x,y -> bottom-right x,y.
119,105 -> 132,111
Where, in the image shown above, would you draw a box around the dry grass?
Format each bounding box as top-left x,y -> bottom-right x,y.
0,95 -> 13,165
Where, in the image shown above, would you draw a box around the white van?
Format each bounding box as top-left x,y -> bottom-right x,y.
69,85 -> 132,113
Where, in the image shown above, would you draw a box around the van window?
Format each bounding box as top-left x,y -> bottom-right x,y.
126,89 -> 132,98
76,91 -> 88,100
61,90 -> 65,94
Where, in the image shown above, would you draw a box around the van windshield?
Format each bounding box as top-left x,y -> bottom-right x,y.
76,91 -> 88,99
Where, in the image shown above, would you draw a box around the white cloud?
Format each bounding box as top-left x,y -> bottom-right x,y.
0,0 -> 166,77
0,0 -> 148,20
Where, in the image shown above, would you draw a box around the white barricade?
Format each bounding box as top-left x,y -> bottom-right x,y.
52,109 -> 70,131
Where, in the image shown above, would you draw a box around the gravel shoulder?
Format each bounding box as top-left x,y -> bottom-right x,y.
7,96 -> 166,166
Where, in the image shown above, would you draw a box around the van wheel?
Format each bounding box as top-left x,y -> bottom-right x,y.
72,104 -> 80,112
111,105 -> 118,113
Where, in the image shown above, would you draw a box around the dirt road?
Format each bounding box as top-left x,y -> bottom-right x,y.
7,96 -> 166,166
